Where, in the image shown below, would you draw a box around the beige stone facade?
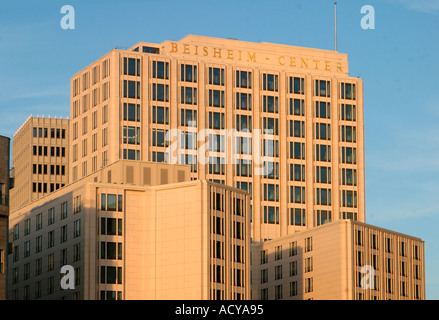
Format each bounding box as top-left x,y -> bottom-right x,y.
70,35 -> 365,243
250,220 -> 425,300
0,135 -> 10,300
7,160 -> 250,300
10,117 -> 69,212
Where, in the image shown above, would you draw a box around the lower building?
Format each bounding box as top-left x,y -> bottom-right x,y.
10,116 -> 70,212
0,135 -> 11,300
251,219 -> 425,300
7,160 -> 250,300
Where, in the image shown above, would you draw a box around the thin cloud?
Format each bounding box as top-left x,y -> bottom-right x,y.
388,0 -> 439,13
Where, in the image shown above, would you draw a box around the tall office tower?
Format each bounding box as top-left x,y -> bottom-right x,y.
10,117 -> 70,212
7,160 -> 250,300
0,135 -> 10,300
70,35 -> 364,242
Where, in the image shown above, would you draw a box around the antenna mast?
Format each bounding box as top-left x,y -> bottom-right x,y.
334,2 -> 337,51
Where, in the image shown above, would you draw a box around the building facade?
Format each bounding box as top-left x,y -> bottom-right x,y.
0,135 -> 10,300
10,117 -> 70,212
250,220 -> 425,300
7,160 -> 250,300
69,35 -> 365,243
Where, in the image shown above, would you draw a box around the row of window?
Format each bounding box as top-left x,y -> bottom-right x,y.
356,231 -> 422,260
11,243 -> 81,283
33,127 -> 66,139
32,164 -> 66,176
32,146 -> 66,157
12,266 -> 81,300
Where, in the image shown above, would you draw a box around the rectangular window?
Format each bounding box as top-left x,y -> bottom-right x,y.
152,61 -> 169,79
208,67 -> 224,86
180,64 -> 197,82
315,79 -> 331,97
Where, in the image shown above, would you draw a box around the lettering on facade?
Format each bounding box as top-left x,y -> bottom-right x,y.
169,42 -> 344,73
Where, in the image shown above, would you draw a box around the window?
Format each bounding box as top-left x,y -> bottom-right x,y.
341,147 -> 357,164
261,288 -> 268,300
356,230 -> 364,246
236,70 -> 252,88
305,237 -> 313,252
123,57 -> 140,76
341,125 -> 357,142
262,73 -> 278,91
305,277 -> 313,293
123,103 -> 141,122
290,120 -> 305,138
315,101 -> 331,119
315,79 -> 330,97
152,106 -> 169,124
342,190 -> 357,208
290,186 -> 305,204
290,98 -> 304,116
48,208 -> 55,225
152,61 -> 169,79
261,250 -> 268,264
263,206 -> 279,224
74,219 -> 81,238
235,92 -> 252,110
290,77 -> 304,94
73,195 -> 81,213
73,243 -> 81,262
25,219 -> 31,236
275,285 -> 282,300
36,213 -> 42,231
316,188 -> 331,206
289,241 -> 298,256
290,281 -> 298,296
180,109 -> 197,127
123,126 -> 140,145
315,123 -> 331,140
290,261 -> 297,276
180,64 -> 197,82
152,83 -> 169,102
315,166 -> 331,184
316,210 -> 331,226
275,246 -> 282,260
208,67 -> 224,85
260,269 -> 268,284
208,112 -> 224,130
264,184 -> 279,202
208,89 -> 225,107
341,83 -> 356,100
180,87 -> 197,105
262,96 -> 278,113
341,168 -> 357,186
61,202 -> 68,220
60,225 -> 67,243
305,257 -> 313,272
340,104 -> 356,121
123,80 -> 140,99
290,142 -> 305,159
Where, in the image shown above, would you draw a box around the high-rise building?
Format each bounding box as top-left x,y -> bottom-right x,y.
250,220 -> 425,300
69,35 -> 364,242
10,117 -> 70,212
7,160 -> 250,300
0,135 -> 11,300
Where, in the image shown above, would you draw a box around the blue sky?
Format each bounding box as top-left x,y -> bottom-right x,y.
1,0 -> 438,299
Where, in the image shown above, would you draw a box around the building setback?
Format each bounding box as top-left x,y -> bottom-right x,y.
10,117 -> 69,212
7,160 -> 250,300
69,34 -> 365,243
0,135 -> 10,300
251,220 -> 425,300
